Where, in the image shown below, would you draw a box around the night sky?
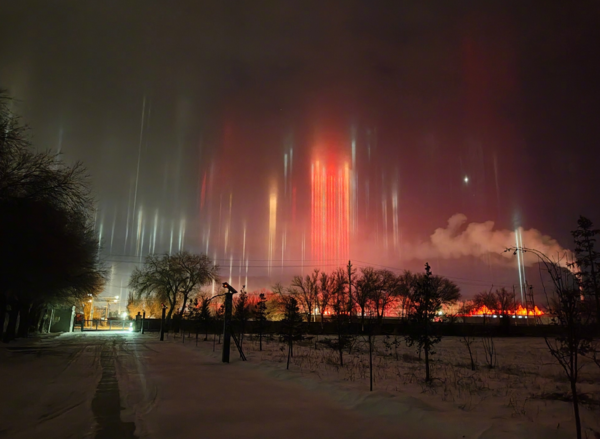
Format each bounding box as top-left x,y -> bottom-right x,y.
1,1 -> 599,298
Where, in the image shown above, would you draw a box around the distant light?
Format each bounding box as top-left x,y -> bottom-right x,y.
115,295 -> 119,299
464,176 -> 469,184
122,312 -> 128,319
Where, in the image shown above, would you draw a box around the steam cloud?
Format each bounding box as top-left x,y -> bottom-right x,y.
411,214 -> 569,266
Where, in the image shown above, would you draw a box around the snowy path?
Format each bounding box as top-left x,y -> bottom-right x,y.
117,333 -> 412,438
0,333 -> 103,438
0,332 -> 574,439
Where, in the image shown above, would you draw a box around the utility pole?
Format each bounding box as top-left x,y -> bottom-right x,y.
525,283 -> 537,325
89,296 -> 94,324
221,282 -> 238,363
160,304 -> 166,341
347,260 -> 353,315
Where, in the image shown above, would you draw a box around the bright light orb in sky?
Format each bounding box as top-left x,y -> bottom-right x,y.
464,176 -> 469,184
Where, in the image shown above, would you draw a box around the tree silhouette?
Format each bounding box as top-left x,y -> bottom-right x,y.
368,269 -> 400,324
473,287 -> 516,333
127,292 -> 163,319
233,289 -> 251,349
281,296 -> 303,370
0,90 -> 106,341
570,216 -> 600,329
129,252 -> 218,323
315,271 -> 334,327
354,267 -> 376,328
405,263 -> 443,382
187,294 -> 212,342
329,271 -> 352,367
289,270 -> 319,322
198,294 -> 212,341
399,270 -> 460,322
541,262 -> 592,439
508,242 -> 594,439
254,293 -> 268,351
472,290 -> 496,323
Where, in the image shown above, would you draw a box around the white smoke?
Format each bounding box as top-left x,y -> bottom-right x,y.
410,214 -> 569,266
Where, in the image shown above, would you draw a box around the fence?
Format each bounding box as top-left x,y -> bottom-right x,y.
81,319 -> 132,331
132,318 -> 565,338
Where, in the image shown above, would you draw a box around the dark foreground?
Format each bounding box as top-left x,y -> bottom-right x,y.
0,332 -> 413,439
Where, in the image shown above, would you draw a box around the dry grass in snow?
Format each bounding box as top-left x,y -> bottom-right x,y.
207,333 -> 600,438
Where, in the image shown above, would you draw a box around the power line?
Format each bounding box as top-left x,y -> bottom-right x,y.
103,255 -> 514,289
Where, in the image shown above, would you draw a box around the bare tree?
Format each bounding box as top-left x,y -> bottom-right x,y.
355,267 -> 378,328
495,288 -> 516,316
570,216 -> 600,329
315,271 -> 334,327
508,245 -> 593,439
473,290 -> 496,323
460,331 -> 477,371
254,293 -> 268,351
397,271 -> 416,320
129,252 -> 218,322
369,269 -> 400,324
1,90 -> 106,340
289,269 -> 319,322
472,288 -> 501,367
197,294 -> 212,341
329,273 -> 352,367
127,292 -> 164,319
282,297 -> 303,370
267,283 -> 288,320
233,289 -> 251,348
472,288 -> 515,317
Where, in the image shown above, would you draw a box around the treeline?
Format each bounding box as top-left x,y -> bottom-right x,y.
130,258 -> 460,381
0,90 -> 106,342
128,258 -> 462,327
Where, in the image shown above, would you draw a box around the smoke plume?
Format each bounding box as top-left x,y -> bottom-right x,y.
411,214 -> 569,266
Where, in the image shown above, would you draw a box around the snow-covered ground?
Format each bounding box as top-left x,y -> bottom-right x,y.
162,332 -> 600,439
1,331 -> 599,438
0,332 -> 108,439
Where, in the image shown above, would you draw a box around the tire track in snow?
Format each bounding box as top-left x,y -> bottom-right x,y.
91,338 -> 136,439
